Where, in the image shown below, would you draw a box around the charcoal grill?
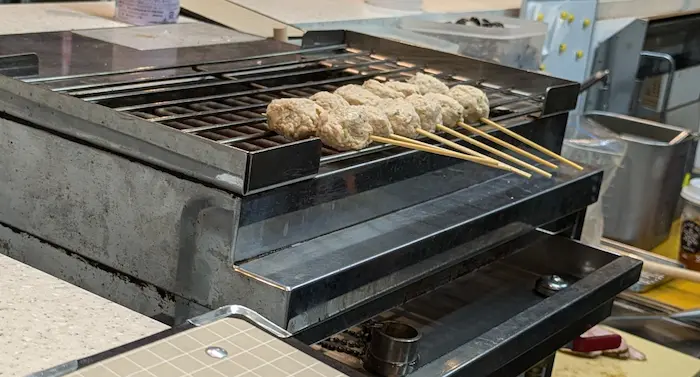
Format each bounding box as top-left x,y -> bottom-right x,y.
11,30 -> 574,196
0,28 -> 640,377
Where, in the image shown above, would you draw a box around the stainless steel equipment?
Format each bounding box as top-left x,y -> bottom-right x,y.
0,27 -> 642,377
365,322 -> 421,377
584,111 -> 695,249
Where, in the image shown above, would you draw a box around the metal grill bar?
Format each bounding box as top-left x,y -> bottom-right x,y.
42,44 -> 547,168
112,67 -> 415,112
79,59 -> 408,102
23,44 -> 349,84
182,116 -> 266,134
144,102 -> 267,123
53,51 -> 371,94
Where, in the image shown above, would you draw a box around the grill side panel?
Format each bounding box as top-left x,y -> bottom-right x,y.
0,75 -> 260,195
0,115 -> 241,304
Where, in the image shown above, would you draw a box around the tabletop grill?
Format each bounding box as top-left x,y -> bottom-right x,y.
0,29 -> 641,377
29,42 -> 544,167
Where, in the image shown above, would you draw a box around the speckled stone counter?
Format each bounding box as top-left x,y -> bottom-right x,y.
0,254 -> 168,377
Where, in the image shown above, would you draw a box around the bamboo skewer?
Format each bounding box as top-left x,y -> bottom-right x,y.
389,134 -> 531,178
479,117 -> 584,170
458,122 -> 559,169
610,248 -> 700,283
370,135 -> 501,169
436,125 -> 552,178
411,129 -> 483,158
413,129 -> 532,179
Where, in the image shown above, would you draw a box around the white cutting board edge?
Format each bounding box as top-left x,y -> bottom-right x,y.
552,326 -> 700,377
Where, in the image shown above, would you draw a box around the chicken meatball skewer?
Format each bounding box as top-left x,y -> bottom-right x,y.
450,84 -> 581,170
383,94 -> 531,178
360,93 -> 527,177
312,98 -> 502,171
447,84 -> 561,170
353,82 -> 532,177
265,95 -> 502,171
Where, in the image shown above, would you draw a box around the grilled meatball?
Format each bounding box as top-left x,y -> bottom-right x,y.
334,84 -> 382,106
317,107 -> 373,151
408,72 -> 449,95
362,79 -> 405,99
266,98 -> 327,140
379,99 -> 421,138
424,93 -> 463,128
449,85 -> 490,123
405,94 -> 441,133
385,81 -> 419,97
355,105 -> 393,137
310,91 -> 349,112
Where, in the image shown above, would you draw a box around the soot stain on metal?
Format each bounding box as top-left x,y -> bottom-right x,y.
0,219 -> 177,302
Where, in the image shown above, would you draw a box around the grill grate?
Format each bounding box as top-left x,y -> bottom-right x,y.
36,45 -> 544,163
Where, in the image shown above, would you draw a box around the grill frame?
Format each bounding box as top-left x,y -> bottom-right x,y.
2,31 -> 580,196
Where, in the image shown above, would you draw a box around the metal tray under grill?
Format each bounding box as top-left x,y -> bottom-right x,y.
1,30 -> 580,195
27,234 -> 642,377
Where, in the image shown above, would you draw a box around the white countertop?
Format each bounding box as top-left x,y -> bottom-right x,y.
0,254 -> 168,377
0,2 -> 196,36
228,0 -> 522,25
0,2 -> 126,36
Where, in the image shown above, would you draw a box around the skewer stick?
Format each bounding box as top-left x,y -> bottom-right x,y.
389,134 -> 443,149
436,125 -> 552,178
479,117 -> 584,170
669,130 -> 689,145
609,248 -> 700,283
412,129 -> 487,159
414,128 -> 532,179
370,135 -> 501,169
458,122 -> 559,169
389,134 -> 528,178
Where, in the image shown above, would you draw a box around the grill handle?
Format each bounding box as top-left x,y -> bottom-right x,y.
580,70 -> 610,93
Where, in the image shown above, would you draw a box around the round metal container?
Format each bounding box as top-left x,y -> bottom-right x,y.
364,322 -> 421,377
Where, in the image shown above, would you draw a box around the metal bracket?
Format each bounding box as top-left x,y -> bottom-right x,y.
631,51 -> 677,122
188,305 -> 293,338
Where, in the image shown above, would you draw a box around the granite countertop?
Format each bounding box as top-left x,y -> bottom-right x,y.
0,254 -> 168,377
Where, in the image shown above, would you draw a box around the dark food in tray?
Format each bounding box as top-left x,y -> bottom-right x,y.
449,17 -> 505,28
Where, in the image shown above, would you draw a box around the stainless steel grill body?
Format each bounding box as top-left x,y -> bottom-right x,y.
0,29 -> 641,377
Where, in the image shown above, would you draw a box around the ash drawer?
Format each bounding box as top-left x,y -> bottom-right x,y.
30,235 -> 641,377
304,234 -> 642,377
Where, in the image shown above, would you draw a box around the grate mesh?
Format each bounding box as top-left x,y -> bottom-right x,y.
38,45 -> 544,163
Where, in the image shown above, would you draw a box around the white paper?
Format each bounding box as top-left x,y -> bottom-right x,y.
115,0 -> 181,25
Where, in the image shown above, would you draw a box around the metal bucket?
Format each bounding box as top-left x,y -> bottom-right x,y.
584,111 -> 697,250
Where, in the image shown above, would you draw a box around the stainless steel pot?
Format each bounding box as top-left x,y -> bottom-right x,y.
585,111 -> 697,250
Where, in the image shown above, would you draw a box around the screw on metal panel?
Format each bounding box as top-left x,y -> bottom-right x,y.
583,18 -> 591,28
559,43 -> 567,54
206,346 -> 229,359
539,64 -> 546,71
576,50 -> 584,60
568,14 -> 575,23
560,11 -> 568,20
534,275 -> 571,297
537,13 -> 544,22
